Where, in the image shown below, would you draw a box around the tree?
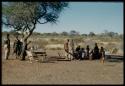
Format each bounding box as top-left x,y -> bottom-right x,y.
2,2 -> 68,60
108,32 -> 118,37
69,30 -> 79,36
10,30 -> 20,36
81,33 -> 87,37
103,30 -> 118,37
32,32 -> 41,36
51,32 -> 59,36
89,32 -> 95,37
61,31 -> 68,36
119,34 -> 123,39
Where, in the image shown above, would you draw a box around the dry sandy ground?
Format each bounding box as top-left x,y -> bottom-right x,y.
2,50 -> 123,85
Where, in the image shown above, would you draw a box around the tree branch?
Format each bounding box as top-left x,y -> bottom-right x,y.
2,21 -> 13,27
24,20 -> 37,41
37,19 -> 48,24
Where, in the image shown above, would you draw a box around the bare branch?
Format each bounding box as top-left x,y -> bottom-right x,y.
24,20 -> 37,41
2,21 -> 13,27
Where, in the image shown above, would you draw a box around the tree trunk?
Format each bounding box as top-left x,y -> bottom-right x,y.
21,22 -> 36,60
21,29 -> 35,60
21,40 -> 27,60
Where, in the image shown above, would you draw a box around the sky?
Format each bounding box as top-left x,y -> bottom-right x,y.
2,2 -> 123,34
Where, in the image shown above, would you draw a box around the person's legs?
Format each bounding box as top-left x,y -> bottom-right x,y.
72,50 -> 75,60
4,45 -> 8,60
69,49 -> 73,60
79,51 -> 82,60
75,52 -> 78,60
68,53 -> 71,60
4,49 -> 7,59
65,51 -> 68,59
15,47 -> 18,58
6,48 -> 10,60
21,46 -> 26,60
67,49 -> 71,60
81,52 -> 84,60
17,47 -> 21,57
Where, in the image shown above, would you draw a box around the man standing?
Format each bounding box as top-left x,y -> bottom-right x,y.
69,39 -> 75,60
86,45 -> 90,60
4,34 -> 10,60
64,39 -> 71,60
99,46 -> 105,63
13,36 -> 21,58
93,43 -> 99,59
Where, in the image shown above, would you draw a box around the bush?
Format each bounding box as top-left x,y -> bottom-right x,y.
112,48 -> 118,54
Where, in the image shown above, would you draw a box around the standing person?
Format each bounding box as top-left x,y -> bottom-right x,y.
99,47 -> 105,63
64,39 -> 70,60
69,39 -> 75,60
86,45 -> 90,60
21,40 -> 31,60
19,35 -> 24,57
93,43 -> 99,59
13,36 -> 21,58
4,34 -> 10,60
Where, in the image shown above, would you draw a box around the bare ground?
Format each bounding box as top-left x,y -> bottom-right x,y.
2,50 -> 123,85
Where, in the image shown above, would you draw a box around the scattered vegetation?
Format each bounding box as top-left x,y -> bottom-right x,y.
2,30 -> 123,55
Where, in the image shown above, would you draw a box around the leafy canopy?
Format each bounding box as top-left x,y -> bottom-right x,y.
2,2 -> 68,32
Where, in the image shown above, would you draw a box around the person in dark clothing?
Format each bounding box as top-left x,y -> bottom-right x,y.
75,45 -> 81,60
86,45 -> 90,59
93,43 -> 99,59
19,40 -> 23,57
76,45 -> 80,52
19,36 -> 24,57
13,36 -> 21,58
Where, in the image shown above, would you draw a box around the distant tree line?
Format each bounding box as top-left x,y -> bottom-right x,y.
2,30 -> 123,38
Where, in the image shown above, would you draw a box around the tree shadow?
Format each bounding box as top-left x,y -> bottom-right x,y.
38,58 -> 56,63
47,56 -> 71,61
106,55 -> 123,63
38,56 -> 67,63
39,61 -> 56,63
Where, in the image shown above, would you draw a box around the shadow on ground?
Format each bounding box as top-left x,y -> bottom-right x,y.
106,55 -> 123,63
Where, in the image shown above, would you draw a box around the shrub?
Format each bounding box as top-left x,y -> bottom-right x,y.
112,48 -> 118,54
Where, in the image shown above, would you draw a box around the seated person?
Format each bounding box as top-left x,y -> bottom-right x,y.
74,45 -> 81,60
79,48 -> 86,60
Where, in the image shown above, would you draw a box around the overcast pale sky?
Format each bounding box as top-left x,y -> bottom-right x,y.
2,2 -> 123,34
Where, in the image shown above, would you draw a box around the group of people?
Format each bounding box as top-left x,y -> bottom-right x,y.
64,39 -> 105,62
3,34 -> 31,60
3,34 -> 105,63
